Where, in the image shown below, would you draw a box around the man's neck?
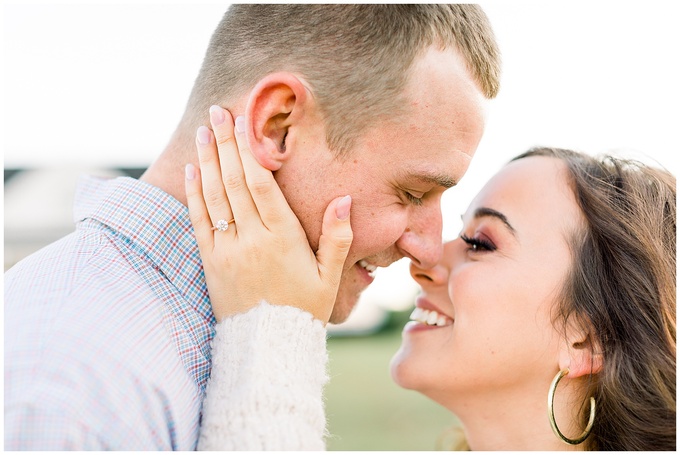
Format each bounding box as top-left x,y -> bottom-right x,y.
140,129 -> 195,207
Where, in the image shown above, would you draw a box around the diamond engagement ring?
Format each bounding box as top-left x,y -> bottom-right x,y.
211,219 -> 235,232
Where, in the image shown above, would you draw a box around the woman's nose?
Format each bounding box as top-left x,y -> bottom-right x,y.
409,257 -> 449,287
409,237 -> 461,286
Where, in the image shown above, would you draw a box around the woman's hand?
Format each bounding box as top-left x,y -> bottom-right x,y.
184,106 -> 353,324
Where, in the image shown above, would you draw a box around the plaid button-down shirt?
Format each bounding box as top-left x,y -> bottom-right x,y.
4,176 -> 216,450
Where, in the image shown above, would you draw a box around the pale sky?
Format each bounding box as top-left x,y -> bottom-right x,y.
4,1 -> 679,241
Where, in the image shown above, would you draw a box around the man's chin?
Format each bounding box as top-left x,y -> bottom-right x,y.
328,294 -> 361,325
328,305 -> 354,325
329,269 -> 372,324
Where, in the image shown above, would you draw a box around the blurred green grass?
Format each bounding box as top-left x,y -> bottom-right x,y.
325,310 -> 458,451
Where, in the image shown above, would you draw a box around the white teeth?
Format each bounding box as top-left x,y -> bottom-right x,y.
409,307 -> 424,320
409,307 -> 452,327
359,260 -> 378,276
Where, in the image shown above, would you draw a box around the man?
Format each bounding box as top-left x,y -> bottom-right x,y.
4,5 -> 500,449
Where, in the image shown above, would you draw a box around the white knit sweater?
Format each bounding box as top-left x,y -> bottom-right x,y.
197,301 -> 328,451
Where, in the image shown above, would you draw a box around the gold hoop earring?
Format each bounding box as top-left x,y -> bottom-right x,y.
547,368 -> 596,445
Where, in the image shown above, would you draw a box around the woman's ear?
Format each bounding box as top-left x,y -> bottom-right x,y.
558,317 -> 603,379
243,72 -> 308,171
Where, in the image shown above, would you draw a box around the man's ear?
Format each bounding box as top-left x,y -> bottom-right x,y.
558,316 -> 603,379
243,72 -> 308,171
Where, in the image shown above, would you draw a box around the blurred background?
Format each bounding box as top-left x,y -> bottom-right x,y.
4,1 -> 679,450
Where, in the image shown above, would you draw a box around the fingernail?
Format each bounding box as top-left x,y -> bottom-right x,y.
335,195 -> 352,220
185,163 -> 196,180
197,126 -> 211,145
235,116 -> 245,133
209,105 -> 225,125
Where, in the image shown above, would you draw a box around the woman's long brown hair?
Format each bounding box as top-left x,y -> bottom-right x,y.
514,148 -> 676,450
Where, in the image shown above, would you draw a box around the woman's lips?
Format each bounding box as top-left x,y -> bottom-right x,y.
415,296 -> 454,321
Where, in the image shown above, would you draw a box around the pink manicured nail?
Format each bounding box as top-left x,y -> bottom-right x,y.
235,116 -> 245,133
209,105 -> 225,125
335,195 -> 352,220
197,126 -> 211,145
185,163 -> 196,180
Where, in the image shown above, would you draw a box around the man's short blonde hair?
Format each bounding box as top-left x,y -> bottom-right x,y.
183,4 -> 501,154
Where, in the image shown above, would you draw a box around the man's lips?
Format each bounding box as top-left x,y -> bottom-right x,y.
354,261 -> 376,285
354,257 -> 401,285
358,259 -> 378,276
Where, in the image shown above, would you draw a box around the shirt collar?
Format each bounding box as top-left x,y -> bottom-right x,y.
73,175 -> 214,323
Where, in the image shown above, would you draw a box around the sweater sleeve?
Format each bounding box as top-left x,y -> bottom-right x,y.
197,301 -> 329,451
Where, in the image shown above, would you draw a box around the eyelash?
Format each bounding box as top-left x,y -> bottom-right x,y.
460,234 -> 496,252
404,192 -> 424,206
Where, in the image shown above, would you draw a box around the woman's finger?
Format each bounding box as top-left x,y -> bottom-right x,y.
233,115 -> 298,230
316,195 -> 354,297
184,163 -> 215,252
208,106 -> 259,228
196,125 -> 235,231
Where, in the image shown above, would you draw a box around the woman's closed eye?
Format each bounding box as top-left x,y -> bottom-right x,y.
460,234 -> 496,252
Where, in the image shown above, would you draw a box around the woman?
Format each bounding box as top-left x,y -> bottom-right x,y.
186,107 -> 676,450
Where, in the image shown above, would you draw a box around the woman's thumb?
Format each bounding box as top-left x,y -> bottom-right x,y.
316,195 -> 353,287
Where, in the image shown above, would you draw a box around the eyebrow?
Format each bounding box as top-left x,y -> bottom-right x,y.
466,207 -> 517,235
408,172 -> 458,189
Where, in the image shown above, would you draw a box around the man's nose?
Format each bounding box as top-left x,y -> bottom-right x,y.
395,207 -> 443,270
